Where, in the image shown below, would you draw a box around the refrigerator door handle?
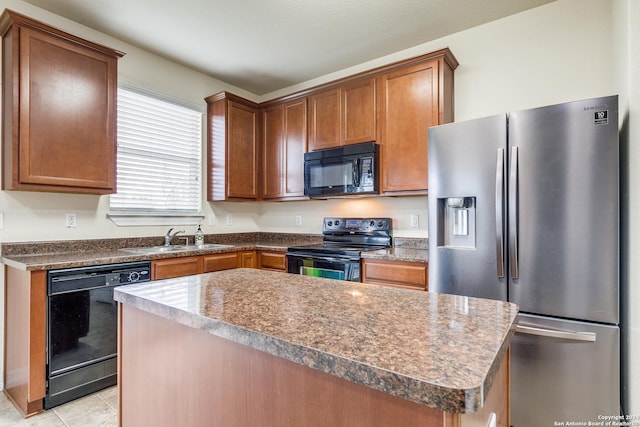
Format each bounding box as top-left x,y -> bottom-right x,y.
509,146 -> 519,279
515,324 -> 596,342
495,148 -> 505,278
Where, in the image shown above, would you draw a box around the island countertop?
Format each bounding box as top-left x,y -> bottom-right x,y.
115,268 -> 517,414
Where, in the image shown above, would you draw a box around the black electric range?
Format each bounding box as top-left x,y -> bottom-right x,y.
286,217 -> 392,281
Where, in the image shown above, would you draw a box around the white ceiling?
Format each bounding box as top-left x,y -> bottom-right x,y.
24,0 -> 555,95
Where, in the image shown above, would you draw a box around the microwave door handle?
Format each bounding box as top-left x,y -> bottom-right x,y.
353,159 -> 360,186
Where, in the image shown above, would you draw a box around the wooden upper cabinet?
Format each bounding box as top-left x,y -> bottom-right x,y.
342,78 -> 376,145
377,53 -> 456,194
308,88 -> 341,151
204,48 -> 456,198
206,92 -> 259,201
262,98 -> 307,200
0,10 -> 123,194
308,77 -> 376,151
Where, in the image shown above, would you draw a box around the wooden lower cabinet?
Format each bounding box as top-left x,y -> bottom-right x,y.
152,251 -> 258,279
151,256 -> 204,280
203,252 -> 240,272
362,259 -> 428,291
239,251 -> 257,268
3,266 -> 47,417
258,251 -> 287,271
119,305 -> 509,427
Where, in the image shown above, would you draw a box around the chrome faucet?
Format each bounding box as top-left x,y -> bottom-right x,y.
164,228 -> 185,246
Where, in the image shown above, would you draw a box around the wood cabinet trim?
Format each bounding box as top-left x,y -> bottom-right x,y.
261,48 -> 457,107
4,267 -> 46,416
0,9 -> 124,58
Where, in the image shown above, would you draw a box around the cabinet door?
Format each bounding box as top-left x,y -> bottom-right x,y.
262,99 -> 306,199
203,253 -> 240,273
239,251 -> 257,268
362,259 -> 428,291
258,251 -> 287,271
342,78 -> 376,146
283,99 -> 307,196
378,60 -> 440,193
262,104 -> 285,198
6,25 -> 118,193
308,88 -> 341,151
227,100 -> 258,199
151,256 -> 204,280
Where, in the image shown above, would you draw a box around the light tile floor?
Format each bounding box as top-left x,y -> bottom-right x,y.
0,387 -> 117,427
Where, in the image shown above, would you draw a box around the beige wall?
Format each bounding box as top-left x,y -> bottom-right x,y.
1,0 -> 637,411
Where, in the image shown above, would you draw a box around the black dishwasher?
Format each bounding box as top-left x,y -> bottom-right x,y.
45,261 -> 150,409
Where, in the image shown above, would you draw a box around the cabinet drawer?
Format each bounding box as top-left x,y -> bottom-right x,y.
152,256 -> 203,280
258,251 -> 287,271
362,259 -> 428,291
203,253 -> 239,272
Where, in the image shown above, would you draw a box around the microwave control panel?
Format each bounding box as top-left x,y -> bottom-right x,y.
360,157 -> 374,189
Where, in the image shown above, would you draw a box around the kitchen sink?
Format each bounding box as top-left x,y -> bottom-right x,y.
120,244 -> 233,254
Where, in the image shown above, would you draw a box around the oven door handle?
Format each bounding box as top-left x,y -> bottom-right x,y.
287,254 -> 359,263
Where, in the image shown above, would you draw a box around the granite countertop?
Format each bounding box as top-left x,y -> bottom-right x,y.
0,233 -> 322,271
114,268 -> 517,414
361,247 -> 428,263
1,234 -> 427,271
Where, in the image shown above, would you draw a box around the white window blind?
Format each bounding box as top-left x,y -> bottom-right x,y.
111,88 -> 202,213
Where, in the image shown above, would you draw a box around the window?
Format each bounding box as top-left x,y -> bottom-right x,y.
110,87 -> 203,213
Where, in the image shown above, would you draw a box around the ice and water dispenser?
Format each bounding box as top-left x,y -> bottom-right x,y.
436,197 -> 476,249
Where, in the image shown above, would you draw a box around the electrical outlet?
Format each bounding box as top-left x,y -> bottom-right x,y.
65,213 -> 77,228
0,211 -> 4,229
295,215 -> 302,226
208,214 -> 216,226
410,214 -> 419,228
226,214 -> 233,226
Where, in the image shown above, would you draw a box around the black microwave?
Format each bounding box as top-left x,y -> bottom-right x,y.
304,142 -> 379,198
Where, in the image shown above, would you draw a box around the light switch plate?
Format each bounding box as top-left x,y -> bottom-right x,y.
226,214 -> 232,226
410,214 -> 419,228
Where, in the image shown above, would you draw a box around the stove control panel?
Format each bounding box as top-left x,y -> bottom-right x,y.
323,217 -> 391,232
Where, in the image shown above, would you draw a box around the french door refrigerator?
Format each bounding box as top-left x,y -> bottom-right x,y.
428,95 -> 620,425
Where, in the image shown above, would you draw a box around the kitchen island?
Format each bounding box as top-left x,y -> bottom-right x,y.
114,269 -> 517,427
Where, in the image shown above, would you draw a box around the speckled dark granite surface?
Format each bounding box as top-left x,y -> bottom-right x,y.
0,233 -> 323,271
1,234 -> 428,270
362,247 -> 428,263
114,268 -> 517,414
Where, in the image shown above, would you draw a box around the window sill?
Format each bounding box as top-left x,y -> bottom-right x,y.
107,213 -> 204,227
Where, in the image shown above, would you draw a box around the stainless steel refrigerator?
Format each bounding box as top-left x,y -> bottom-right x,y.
428,95 -> 620,425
